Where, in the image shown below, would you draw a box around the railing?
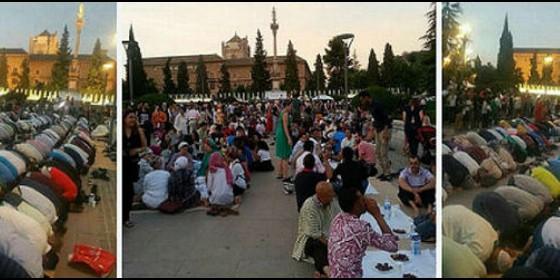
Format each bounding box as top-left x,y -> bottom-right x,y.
169,89 -> 364,102
0,87 -> 115,105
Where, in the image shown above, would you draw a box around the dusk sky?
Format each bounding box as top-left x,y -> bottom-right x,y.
118,2 -> 431,75
0,2 -> 117,58
460,2 -> 560,65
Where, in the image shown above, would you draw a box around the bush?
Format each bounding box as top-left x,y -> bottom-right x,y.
352,86 -> 403,117
133,93 -> 173,107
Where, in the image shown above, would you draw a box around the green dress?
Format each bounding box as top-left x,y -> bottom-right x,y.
275,111 -> 292,160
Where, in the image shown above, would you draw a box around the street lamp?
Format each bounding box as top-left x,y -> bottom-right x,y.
122,40 -> 133,105
335,33 -> 355,98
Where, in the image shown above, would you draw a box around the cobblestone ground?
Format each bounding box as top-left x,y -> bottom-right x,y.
123,125 -> 431,277
53,141 -> 117,278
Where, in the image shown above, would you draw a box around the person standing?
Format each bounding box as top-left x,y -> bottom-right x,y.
123,111 -> 147,228
275,101 -> 293,185
359,91 -> 393,181
403,97 -> 424,157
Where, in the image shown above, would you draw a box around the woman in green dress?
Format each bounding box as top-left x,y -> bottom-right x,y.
275,101 -> 293,182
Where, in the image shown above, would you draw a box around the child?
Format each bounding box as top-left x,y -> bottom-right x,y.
253,140 -> 274,172
227,148 -> 247,205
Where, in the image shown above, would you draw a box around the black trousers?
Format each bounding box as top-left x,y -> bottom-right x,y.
398,186 -> 435,207
304,238 -> 329,274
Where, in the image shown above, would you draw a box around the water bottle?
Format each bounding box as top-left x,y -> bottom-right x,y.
411,231 -> 421,256
383,196 -> 391,219
88,193 -> 96,208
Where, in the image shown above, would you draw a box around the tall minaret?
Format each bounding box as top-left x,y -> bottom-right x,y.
68,3 -> 85,91
270,7 -> 280,90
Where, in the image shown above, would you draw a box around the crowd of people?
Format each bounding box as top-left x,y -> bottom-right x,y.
0,101 -> 110,277
123,91 -> 437,278
442,98 -> 560,278
445,89 -> 560,131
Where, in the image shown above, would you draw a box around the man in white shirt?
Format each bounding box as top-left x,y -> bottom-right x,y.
174,106 -> 188,136
295,141 -> 326,175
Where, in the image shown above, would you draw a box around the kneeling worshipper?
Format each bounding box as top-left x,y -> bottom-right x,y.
443,205 -> 515,275
494,186 -> 543,223
292,182 -> 340,278
443,236 -> 487,278
328,188 -> 398,278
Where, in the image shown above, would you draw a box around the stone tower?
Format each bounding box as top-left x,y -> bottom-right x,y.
221,32 -> 250,60
29,30 -> 58,55
270,7 -> 280,90
68,2 -> 85,91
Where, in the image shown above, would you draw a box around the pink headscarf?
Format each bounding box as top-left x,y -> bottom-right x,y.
209,152 -> 233,186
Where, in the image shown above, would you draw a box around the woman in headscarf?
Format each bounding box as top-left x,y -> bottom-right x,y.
206,152 -> 235,216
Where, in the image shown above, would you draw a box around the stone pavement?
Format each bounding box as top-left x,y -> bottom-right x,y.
123,126 -> 432,277
53,141 -> 117,278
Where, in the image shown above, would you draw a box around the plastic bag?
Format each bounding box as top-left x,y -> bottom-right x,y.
68,244 -> 115,277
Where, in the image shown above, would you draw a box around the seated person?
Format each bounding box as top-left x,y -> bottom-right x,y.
206,152 -> 235,216
166,141 -> 194,171
253,140 -> 274,172
328,188 -> 398,278
294,154 -> 327,211
227,148 -> 247,205
295,140 -> 325,176
413,204 -> 436,242
357,134 -> 377,177
333,147 -> 369,194
398,155 -> 435,211
168,156 -> 200,209
292,182 -> 340,278
142,166 -> 171,209
340,128 -> 355,150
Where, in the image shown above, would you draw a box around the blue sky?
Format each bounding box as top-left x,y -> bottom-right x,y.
117,2 -> 431,72
0,2 -> 116,58
460,2 -> 560,65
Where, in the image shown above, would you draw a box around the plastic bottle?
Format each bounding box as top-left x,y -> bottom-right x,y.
384,196 -> 392,219
411,230 -> 421,256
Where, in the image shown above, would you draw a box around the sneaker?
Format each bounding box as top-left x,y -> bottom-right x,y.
283,184 -> 294,195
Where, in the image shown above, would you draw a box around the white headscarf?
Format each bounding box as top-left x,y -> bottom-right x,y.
174,156 -> 189,171
542,216 -> 560,249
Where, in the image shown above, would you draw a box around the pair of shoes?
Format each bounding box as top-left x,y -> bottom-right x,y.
377,174 -> 392,182
124,221 -> 135,228
283,184 -> 294,195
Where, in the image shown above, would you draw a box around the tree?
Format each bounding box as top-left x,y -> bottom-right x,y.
85,39 -> 106,95
421,2 -> 437,51
251,30 -> 271,92
442,2 -> 462,57
219,63 -> 231,93
17,58 -> 30,89
542,58 -> 554,86
308,54 -> 326,91
528,53 -> 540,85
195,55 -> 209,94
323,37 -> 350,90
0,50 -> 7,88
496,15 -> 516,90
176,61 -> 191,94
366,49 -> 380,86
124,25 -> 149,101
284,41 -> 300,94
162,58 -> 176,94
381,43 -> 396,88
50,25 -> 72,90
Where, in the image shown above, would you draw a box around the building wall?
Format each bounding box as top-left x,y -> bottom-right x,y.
29,34 -> 58,55
514,51 -> 560,84
144,59 -> 310,94
5,54 -> 27,88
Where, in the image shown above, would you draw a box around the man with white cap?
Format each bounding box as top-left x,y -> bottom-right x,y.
166,141 -> 193,171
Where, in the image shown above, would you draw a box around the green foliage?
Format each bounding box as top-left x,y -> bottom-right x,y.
50,25 -> 72,91
421,3 -> 437,51
497,15 -> 516,90
177,61 -> 191,94
124,25 -> 149,100
0,50 -> 7,88
250,30 -> 271,92
0,91 -> 26,105
84,39 -> 106,95
284,40 -> 300,94
307,54 -> 326,91
219,63 -> 231,93
162,58 -> 176,94
324,37 -> 348,90
17,58 -> 30,89
195,55 -> 209,94
528,53 -> 540,84
352,85 -> 402,116
135,93 -> 173,106
442,2 -> 462,57
381,43 -> 396,88
366,49 -> 380,86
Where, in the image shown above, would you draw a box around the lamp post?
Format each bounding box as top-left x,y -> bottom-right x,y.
335,33 -> 355,98
122,40 -> 133,105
